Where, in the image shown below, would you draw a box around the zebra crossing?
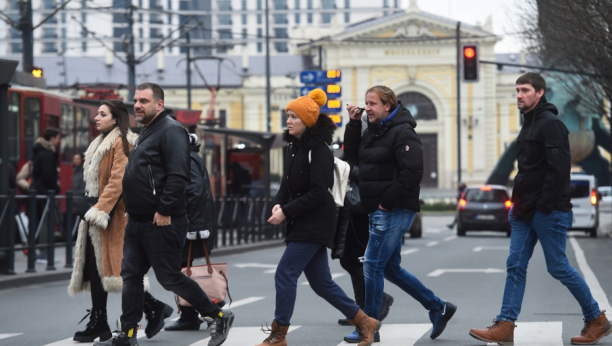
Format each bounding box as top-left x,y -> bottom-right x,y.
0,321 -> 575,345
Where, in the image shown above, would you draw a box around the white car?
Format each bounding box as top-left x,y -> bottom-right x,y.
598,186 -> 612,214
569,174 -> 599,237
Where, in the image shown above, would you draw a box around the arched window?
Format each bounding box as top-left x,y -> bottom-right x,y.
397,92 -> 437,120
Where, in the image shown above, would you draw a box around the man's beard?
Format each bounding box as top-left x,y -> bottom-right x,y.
136,109 -> 157,125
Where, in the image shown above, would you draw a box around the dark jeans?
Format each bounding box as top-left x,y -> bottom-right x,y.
275,242 -> 359,326
120,216 -> 220,330
84,232 -> 108,310
497,209 -> 600,321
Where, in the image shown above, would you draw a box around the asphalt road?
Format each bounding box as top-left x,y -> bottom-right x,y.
1,215 -> 611,346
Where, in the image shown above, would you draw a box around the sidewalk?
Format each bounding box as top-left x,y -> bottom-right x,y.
0,239 -> 284,290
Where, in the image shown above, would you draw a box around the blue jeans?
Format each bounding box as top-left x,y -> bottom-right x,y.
120,216 -> 220,330
497,209 -> 600,321
274,242 -> 359,325
364,208 -> 443,320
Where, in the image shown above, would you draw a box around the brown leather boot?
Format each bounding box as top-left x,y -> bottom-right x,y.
571,311 -> 612,345
469,319 -> 515,345
255,320 -> 289,346
348,309 -> 381,346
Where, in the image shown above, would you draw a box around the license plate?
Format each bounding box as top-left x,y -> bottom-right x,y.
476,214 -> 495,220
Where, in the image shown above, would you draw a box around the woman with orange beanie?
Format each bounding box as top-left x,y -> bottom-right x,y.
255,89 -> 380,346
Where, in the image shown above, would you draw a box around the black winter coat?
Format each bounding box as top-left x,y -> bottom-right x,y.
182,141 -> 216,263
123,112 -> 190,219
344,103 -> 423,213
31,137 -> 60,194
273,114 -> 338,248
511,96 -> 572,221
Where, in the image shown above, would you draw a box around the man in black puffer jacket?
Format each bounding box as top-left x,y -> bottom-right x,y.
100,83 -> 233,346
470,73 -> 610,346
344,86 -> 456,342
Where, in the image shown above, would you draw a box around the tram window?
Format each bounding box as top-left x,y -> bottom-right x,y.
75,107 -> 90,155
60,103 -> 74,163
24,98 -> 41,161
8,92 -> 20,161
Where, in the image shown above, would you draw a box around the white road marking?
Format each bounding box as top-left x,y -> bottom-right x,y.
170,296 -> 266,321
401,248 -> 419,255
426,241 -> 439,247
425,228 -> 441,233
443,235 -> 457,241
473,246 -> 509,252
428,268 -> 505,277
234,263 -> 277,269
0,334 -> 22,340
486,321 -> 563,346
188,326 -> 301,346
302,273 -> 346,285
336,323 -> 431,346
569,237 -> 612,313
42,334 -> 146,346
264,268 -> 277,274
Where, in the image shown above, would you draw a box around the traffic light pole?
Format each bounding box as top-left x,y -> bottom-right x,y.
265,0 -> 271,133
126,3 -> 136,101
19,0 -> 34,73
455,22 -> 462,185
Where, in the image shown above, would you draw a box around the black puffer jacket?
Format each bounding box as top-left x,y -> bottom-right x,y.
182,140 -> 215,263
273,114 -> 337,248
344,103 -> 423,213
123,112 -> 190,219
511,96 -> 572,221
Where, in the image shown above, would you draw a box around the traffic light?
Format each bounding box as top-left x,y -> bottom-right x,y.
462,44 -> 478,82
31,67 -> 43,78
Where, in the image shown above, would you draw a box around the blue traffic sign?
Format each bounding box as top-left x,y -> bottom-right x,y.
300,85 -> 342,98
329,114 -> 343,127
300,70 -> 342,84
320,99 -> 342,114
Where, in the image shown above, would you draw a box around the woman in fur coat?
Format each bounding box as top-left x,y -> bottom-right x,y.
68,100 -> 137,343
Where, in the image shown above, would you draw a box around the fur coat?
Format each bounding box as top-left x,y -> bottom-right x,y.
69,127 -> 138,295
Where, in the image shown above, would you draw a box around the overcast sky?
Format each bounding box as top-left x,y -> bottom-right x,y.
406,0 -> 528,53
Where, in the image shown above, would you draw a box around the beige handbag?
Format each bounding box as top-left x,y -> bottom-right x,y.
176,240 -> 232,307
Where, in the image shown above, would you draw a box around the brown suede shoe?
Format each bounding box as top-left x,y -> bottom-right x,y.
255,320 -> 289,346
571,311 -> 612,345
348,309 -> 381,346
469,319 -> 515,345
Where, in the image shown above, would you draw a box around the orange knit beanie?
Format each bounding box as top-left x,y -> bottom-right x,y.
286,89 -> 327,128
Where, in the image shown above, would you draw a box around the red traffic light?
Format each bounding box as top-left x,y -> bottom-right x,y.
464,47 -> 476,59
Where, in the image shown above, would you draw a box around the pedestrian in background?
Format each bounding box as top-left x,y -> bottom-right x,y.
97,83 -> 233,346
469,73 -> 611,345
31,127 -> 61,263
332,163 -> 394,344
164,132 -> 219,331
258,89 -> 380,346
447,182 -> 467,229
71,152 -> 86,198
344,85 -> 456,341
68,100 -> 137,343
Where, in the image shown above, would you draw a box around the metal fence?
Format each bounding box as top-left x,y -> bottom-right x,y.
0,190 -> 285,274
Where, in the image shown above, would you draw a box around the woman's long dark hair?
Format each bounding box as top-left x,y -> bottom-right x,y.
100,99 -> 130,156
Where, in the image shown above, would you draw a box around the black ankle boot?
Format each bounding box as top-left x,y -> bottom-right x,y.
143,294 -> 173,339
74,309 -> 112,342
165,306 -> 202,331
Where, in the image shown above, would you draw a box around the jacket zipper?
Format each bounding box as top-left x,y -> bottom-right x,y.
147,165 -> 156,195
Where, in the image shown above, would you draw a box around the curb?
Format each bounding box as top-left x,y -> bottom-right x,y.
0,239 -> 285,291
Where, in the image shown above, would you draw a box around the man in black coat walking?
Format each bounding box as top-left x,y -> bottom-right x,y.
96,83 -> 233,346
344,85 -> 456,341
469,73 -> 610,345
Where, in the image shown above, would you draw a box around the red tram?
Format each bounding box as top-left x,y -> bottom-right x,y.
7,85 -> 201,194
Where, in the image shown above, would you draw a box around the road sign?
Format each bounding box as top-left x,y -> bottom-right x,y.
299,70 -> 341,84
300,84 -> 342,98
320,99 -> 342,114
328,114 -> 342,127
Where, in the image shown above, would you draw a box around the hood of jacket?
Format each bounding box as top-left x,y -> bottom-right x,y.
367,102 -> 417,137
33,137 -> 56,155
282,113 -> 337,149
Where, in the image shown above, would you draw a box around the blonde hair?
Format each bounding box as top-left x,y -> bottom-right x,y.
366,85 -> 397,110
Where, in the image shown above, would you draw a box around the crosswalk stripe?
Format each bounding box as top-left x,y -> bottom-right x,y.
0,333 -> 22,340
170,296 -> 266,321
426,241 -> 439,247
301,273 -> 346,285
43,330 -> 148,346
188,326 -> 301,346
401,248 -> 419,255
336,323 -> 431,346
486,321 -> 563,346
